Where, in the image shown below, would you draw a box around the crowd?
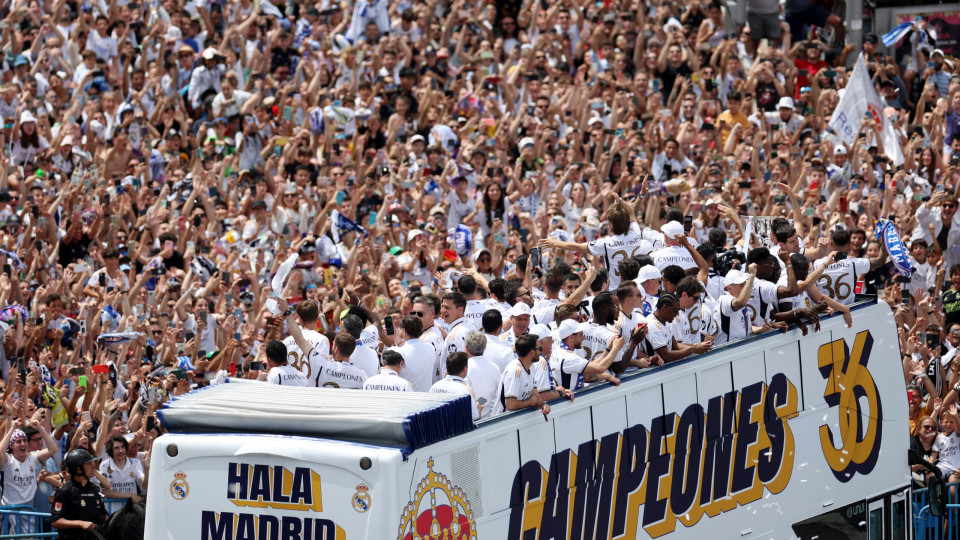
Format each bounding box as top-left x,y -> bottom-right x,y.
0,0 -> 958,533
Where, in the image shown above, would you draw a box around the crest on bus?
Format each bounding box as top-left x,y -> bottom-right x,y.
397,458 -> 475,540
169,470 -> 190,500
818,330 -> 883,482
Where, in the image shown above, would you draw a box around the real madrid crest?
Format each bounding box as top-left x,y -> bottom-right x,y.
396,458 -> 475,540
169,470 -> 189,500
352,483 -> 371,513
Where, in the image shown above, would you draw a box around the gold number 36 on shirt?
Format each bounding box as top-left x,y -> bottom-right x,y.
610,246 -> 650,277
288,351 -> 311,378
819,275 -> 852,300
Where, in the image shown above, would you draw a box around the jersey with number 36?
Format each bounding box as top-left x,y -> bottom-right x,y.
812,257 -> 870,306
282,330 -> 331,386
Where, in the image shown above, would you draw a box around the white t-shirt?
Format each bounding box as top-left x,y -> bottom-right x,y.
746,279 -> 780,327
1,453 -> 41,505
712,294 -> 751,345
812,256 -> 870,306
550,346 -> 588,391
641,313 -> 675,355
312,352 -> 368,389
282,329 -> 331,384
484,335 -> 517,373
581,322 -> 615,363
650,245 -> 697,272
491,359 -> 536,416
588,230 -> 654,289
362,367 -> 413,391
464,299 -> 490,325
350,346 -> 381,378
465,354 -> 502,420
420,325 -> 445,383
392,338 -> 437,392
99,456 -> 144,494
673,296 -> 705,345
430,375 -> 480,421
86,31 -> 118,62
934,431 -> 960,475
440,318 -> 477,367
267,364 -> 309,386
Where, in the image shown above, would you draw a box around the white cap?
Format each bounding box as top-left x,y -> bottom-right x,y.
528,324 -> 551,341
472,247 -> 491,262
409,134 -> 425,144
637,265 -> 661,282
932,48 -> 945,58
834,145 -> 847,155
661,221 -> 684,239
60,135 -> 73,146
723,269 -> 750,287
776,96 -> 795,110
19,110 -> 36,125
588,116 -> 604,126
202,47 -> 219,60
556,319 -> 588,340
518,137 -> 535,150
507,302 -> 532,317
407,229 -> 423,242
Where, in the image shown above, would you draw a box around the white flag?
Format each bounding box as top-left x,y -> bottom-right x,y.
827,54 -> 903,166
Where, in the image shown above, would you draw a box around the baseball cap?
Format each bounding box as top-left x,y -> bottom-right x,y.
507,303 -> 532,317
407,229 -> 423,242
472,247 -> 491,261
202,47 -> 219,60
519,137 -> 535,150
834,145 -> 847,155
409,134 -> 425,144
777,97 -> 795,110
723,269 -> 750,287
637,265 -> 661,282
528,324 -> 552,341
556,320 -> 588,340
932,49 -> 945,58
661,221 -> 684,239
251,200 -> 267,210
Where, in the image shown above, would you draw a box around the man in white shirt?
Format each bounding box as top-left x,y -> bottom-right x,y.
188,48 -> 224,109
650,221 -> 698,272
362,350 -> 414,392
490,335 -> 551,418
636,265 -> 661,317
641,293 -> 712,362
460,330 -> 503,411
1,423 -> 59,506
481,310 -> 516,373
279,298 -> 367,388
431,352 -> 481,421
459,275 -> 489,325
389,315 -> 437,392
440,291 -> 477,368
341,314 -> 380,378
527,324 -> 574,402
499,302 -> 532,347
412,296 -> 444,382
744,247 -> 799,329
711,268 -> 757,345
813,228 -> 887,306
264,341 -> 309,386
281,301 -> 331,385
550,320 -> 623,391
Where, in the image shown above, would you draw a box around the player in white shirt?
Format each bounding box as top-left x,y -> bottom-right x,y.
491,335 -> 552,418
612,281 -> 662,372
480,310 -> 517,373
813,228 -> 888,306
464,332 -> 503,420
550,320 -> 624,391
527,324 -> 574,402
0,423 -> 59,506
280,298 -> 366,388
744,247 -> 800,328
458,274 -> 490,325
263,340 -> 310,386
281,301 -> 331,385
650,221 -> 698,272
580,293 -> 618,363
499,302 -> 532,347
635,265 -> 662,317
431,352 -> 482,421
389,315 -> 438,392
540,199 -> 652,289
411,296 -> 445,382
362,350 -> 414,391
710,269 -> 757,346
639,293 -> 712,362
439,291 -> 478,368
780,253 -> 853,330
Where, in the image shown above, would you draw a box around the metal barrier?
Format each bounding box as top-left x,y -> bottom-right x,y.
912,482 -> 960,539
0,505 -> 57,539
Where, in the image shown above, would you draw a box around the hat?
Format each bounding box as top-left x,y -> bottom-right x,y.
19,110 -> 36,125
12,55 -> 28,67
251,200 -> 267,210
507,303 -> 532,317
60,135 -> 74,147
834,145 -> 847,155
776,96 -> 795,110
556,319 -> 588,340
409,134 -> 425,144
429,205 -> 446,216
437,48 -> 450,59
389,246 -> 403,255
305,7 -> 320,16
282,183 -> 297,194
165,128 -> 181,140
932,49 -> 945,58
178,44 -> 194,54
529,324 -> 551,341
407,229 -> 423,242
202,47 -> 219,60
588,116 -> 604,126
399,66 -> 417,78
637,265 -> 661,282
423,46 -> 437,56
602,12 -> 616,24
723,269 -> 750,287
518,137 -> 535,150
472,247 -> 491,262
661,221 -> 684,239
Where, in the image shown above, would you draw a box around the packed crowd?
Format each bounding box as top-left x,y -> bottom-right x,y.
0,0 -> 958,531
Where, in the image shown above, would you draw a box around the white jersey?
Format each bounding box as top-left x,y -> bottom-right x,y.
580,322 -> 615,363
812,256 -> 870,306
392,338 -> 437,392
1,453 -> 41,505
267,364 -> 309,386
746,278 -> 780,327
531,356 -> 555,392
350,345 -> 381,378
491,359 -> 536,416
614,309 -> 643,373
551,346 -> 589,391
531,298 -> 560,325
588,230 -> 654,289
465,354 -> 502,420
712,294 -> 751,345
420,325 -> 445,383
464,299 -> 492,325
484,335 -> 517,374
650,245 -> 697,272
362,369 -> 414,391
99,456 -> 145,495
311,349 -> 368,389
640,313 -> 674,356
439,317 -> 477,367
282,330 -> 331,384
673,295 -> 705,345
430,375 -> 480,421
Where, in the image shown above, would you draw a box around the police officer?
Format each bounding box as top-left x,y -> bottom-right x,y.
50,449 -> 108,538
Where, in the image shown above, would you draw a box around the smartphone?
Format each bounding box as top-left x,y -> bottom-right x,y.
99,273 -> 107,287
69,367 -> 85,376
530,247 -> 542,268
81,411 -> 92,423
199,310 -> 208,322
78,375 -> 88,389
683,215 -> 693,233
737,181 -> 751,189
92,364 -> 109,374
838,197 -> 848,213
146,416 -> 156,432
172,369 -> 188,380
249,361 -> 265,371
233,332 -> 241,341
803,207 -> 815,216
772,195 -> 786,204
699,188 -> 714,197
384,316 -> 395,336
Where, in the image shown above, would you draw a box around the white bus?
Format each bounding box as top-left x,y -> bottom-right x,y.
144,299 -> 910,539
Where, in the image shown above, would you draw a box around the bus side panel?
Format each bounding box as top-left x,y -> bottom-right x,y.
398,303 -> 910,540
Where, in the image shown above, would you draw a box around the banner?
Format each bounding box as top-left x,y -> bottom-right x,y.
331,210 -> 368,243
874,218 -> 912,276
881,21 -> 916,47
450,224 -> 472,257
827,54 -> 903,166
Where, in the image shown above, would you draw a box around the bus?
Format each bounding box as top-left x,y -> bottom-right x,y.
144,298 -> 910,539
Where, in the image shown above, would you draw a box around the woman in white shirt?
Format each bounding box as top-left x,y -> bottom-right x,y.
10,111 -> 49,167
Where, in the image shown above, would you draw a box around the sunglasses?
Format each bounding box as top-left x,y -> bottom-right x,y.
411,311 -> 424,317
942,204 -> 957,209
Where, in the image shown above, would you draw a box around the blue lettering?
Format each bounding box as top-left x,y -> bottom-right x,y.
731,382 -> 763,494
250,465 -> 271,502
227,463 -> 248,500
258,514 -> 279,540
201,511 -> 233,540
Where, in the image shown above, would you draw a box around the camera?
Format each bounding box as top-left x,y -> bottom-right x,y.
713,249 -> 746,278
